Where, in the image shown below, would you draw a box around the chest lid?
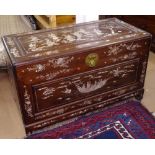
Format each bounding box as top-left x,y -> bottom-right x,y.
2,18 -> 151,65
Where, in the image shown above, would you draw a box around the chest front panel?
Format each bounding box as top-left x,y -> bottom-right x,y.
15,37 -> 150,126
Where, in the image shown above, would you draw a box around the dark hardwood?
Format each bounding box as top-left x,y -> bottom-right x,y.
2,18 -> 151,135
100,15 -> 155,52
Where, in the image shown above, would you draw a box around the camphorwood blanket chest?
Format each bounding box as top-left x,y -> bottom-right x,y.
2,18 -> 151,134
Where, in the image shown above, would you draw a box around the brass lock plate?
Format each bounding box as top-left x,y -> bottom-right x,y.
85,53 -> 99,67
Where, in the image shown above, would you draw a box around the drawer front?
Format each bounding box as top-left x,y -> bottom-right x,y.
17,38 -> 150,85
32,59 -> 139,112
34,83 -> 140,121
26,87 -> 143,133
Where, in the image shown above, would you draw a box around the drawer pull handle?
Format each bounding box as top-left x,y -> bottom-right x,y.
85,53 -> 99,67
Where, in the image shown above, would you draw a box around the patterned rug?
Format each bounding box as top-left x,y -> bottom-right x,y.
27,101 -> 155,139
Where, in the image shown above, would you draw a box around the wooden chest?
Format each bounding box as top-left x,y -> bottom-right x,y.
2,18 -> 151,134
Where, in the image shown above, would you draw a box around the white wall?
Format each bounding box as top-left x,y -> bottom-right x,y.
76,15 -> 99,23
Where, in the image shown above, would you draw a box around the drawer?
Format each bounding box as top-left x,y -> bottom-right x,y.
34,83 -> 140,121
27,87 -> 142,132
32,59 -> 140,112
17,38 -> 149,85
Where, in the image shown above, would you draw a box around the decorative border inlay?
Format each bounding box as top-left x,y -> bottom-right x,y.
24,85 -> 33,117
6,37 -> 21,58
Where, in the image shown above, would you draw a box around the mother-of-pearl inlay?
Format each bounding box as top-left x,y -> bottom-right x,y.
4,18 -> 148,59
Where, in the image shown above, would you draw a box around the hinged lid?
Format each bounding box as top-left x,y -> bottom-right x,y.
2,18 -> 151,65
